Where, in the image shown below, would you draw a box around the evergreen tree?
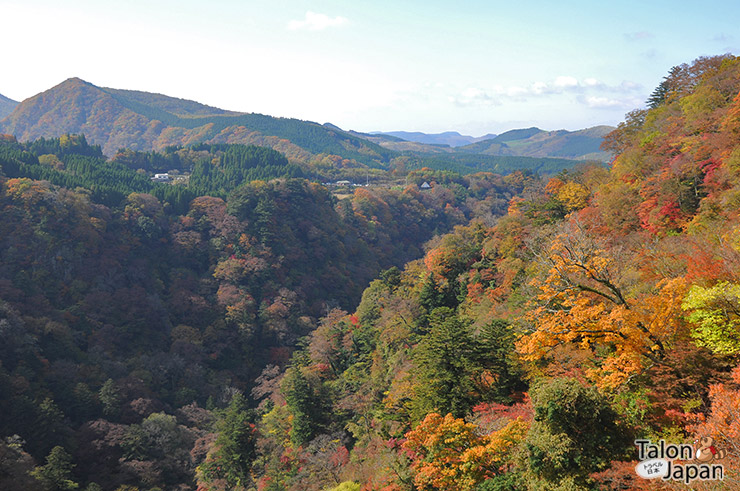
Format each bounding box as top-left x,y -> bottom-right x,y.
31,446 -> 78,491
198,392 -> 258,489
646,79 -> 670,108
282,367 -> 331,446
411,308 -> 479,420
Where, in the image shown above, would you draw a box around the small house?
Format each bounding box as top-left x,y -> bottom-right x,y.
152,173 -> 170,182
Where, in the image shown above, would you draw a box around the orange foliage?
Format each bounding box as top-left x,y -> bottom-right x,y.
689,365 -> 740,455
403,413 -> 527,491
544,177 -> 565,195
518,224 -> 689,388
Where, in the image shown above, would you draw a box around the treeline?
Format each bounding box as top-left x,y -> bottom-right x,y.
0,137 -> 309,213
188,144 -> 304,198
0,135 -> 166,208
418,152 -> 584,175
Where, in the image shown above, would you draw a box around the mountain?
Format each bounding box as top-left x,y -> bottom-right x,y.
348,130 -> 454,154
0,93 -> 18,120
363,126 -> 614,161
0,78 -> 607,177
372,130 -> 497,147
0,78 -> 394,165
458,125 -> 615,161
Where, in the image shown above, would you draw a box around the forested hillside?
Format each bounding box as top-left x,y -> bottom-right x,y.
456,125 -> 614,161
369,126 -> 614,162
0,134 -> 528,490
2,53 -> 740,491
217,54 -> 740,491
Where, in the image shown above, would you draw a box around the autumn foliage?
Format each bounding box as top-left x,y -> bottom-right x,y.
3,54 -> 740,490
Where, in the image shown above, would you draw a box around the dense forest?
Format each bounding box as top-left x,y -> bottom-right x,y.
0,130 -> 526,489
1,54 -> 740,491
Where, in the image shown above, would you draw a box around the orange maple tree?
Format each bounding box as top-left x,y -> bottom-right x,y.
518,219 -> 688,388
402,412 -> 527,491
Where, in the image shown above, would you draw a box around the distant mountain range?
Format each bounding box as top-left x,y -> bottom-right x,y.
456,126 -> 614,161
0,78 -> 614,176
372,131 -> 498,147
0,93 -> 18,119
368,126 -> 614,161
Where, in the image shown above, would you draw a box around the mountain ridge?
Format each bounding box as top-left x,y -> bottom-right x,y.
0,78 -> 394,165
363,126 -> 614,161
371,130 -> 498,147
457,125 -> 614,161
0,78 -> 613,174
0,92 -> 17,120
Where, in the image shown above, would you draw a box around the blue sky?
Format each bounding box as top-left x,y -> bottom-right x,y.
2,0 -> 737,135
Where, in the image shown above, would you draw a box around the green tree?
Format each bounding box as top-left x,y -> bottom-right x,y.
31,446 -> 78,490
412,308 -> 479,420
522,378 -> 632,489
418,274 -> 443,314
198,392 -> 258,490
682,281 -> 740,355
31,398 -> 68,457
99,379 -> 120,419
475,320 -> 526,402
282,367 -> 331,446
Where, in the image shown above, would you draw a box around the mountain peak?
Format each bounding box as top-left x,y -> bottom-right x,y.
56,77 -> 95,89
0,78 -> 393,162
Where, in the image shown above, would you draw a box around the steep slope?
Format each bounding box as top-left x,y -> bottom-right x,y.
0,78 -> 164,155
104,87 -> 240,117
0,93 -> 18,120
238,55 -> 740,491
0,78 -> 393,165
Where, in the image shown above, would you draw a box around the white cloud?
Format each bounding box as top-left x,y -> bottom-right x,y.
584,96 -> 623,108
450,87 -> 499,107
530,81 -> 549,94
581,95 -> 642,109
287,11 -> 348,31
506,86 -> 529,97
485,76 -> 582,99
446,75 -> 644,112
553,75 -> 579,88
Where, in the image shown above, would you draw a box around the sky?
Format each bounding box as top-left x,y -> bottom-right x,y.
1,0 -> 738,136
